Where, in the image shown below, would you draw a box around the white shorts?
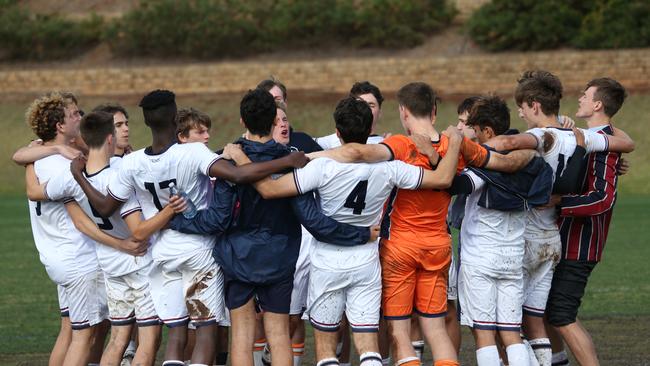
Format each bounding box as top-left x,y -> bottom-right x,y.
148,249 -> 225,328
458,263 -> 523,332
57,284 -> 69,317
523,231 -> 561,317
307,259 -> 381,333
447,252 -> 458,301
290,228 -> 313,315
63,269 -> 109,330
105,266 -> 160,327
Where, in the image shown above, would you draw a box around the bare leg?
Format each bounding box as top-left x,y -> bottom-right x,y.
132,325 -> 161,366
419,316 -> 457,362
378,318 -> 391,361
445,301 -> 461,354
49,316 -> 72,366
264,311 -> 292,366
555,319 -> 599,366
231,300 -> 257,366
63,326 -> 95,366
314,329 -> 340,362
184,328 -> 196,361
100,323 -> 132,365
216,325 -> 230,365
351,332 -> 380,356
387,318 -> 416,362
164,325 -> 188,362
90,319 -> 110,363
192,324 -> 217,364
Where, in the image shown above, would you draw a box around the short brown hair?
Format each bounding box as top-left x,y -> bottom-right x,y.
257,76 -> 287,101
25,91 -> 77,142
466,95 -> 510,136
176,107 -> 212,138
586,78 -> 627,117
515,70 -> 563,116
396,82 -> 439,118
80,111 -> 115,149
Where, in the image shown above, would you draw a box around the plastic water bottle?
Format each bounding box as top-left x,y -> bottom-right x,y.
168,182 -> 198,219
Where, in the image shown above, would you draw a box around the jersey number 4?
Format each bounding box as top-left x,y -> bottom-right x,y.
144,179 -> 177,211
344,180 -> 368,215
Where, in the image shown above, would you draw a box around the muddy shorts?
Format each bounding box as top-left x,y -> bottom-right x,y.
306,258 -> 381,333
458,262 -> 523,332
148,249 -> 225,328
522,230 -> 562,316
104,265 -> 160,327
64,269 -> 109,330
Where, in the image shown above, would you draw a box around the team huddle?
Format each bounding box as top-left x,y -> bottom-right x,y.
15,71 -> 633,366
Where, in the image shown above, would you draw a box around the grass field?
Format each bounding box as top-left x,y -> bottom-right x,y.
0,92 -> 648,364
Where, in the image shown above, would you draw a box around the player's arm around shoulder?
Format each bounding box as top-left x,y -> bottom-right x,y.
483,132 -> 539,152
24,163 -> 47,201
419,126 -> 462,190
606,126 -> 635,153
307,142 -> 392,163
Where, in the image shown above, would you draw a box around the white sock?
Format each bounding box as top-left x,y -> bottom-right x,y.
161,361 -> 185,366
396,356 -> 420,366
262,343 -> 272,365
551,350 -> 570,365
382,357 -> 391,366
522,338 -> 540,366
476,345 -> 500,366
360,352 -> 383,366
506,343 -> 530,366
317,357 -> 340,366
124,340 -> 136,354
292,344 -> 304,366
412,340 -> 425,361
529,338 -> 552,366
253,339 -> 267,366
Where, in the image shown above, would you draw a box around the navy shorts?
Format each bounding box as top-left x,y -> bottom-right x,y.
546,259 -> 597,327
224,274 -> 293,314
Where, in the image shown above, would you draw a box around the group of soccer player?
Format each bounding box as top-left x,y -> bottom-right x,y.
14,70 -> 633,366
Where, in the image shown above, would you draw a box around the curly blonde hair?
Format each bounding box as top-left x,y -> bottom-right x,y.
25,92 -> 77,141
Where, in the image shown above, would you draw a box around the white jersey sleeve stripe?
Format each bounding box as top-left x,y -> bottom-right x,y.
416,167 -> 424,189
107,186 -> 129,202
62,197 -> 75,204
293,170 -> 304,195
120,207 -> 141,218
204,156 -> 221,177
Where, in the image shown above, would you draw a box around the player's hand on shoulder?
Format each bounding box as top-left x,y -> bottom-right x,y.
560,115 -> 576,129
120,237 -> 149,256
382,132 -> 393,139
70,155 -> 87,177
368,225 -> 380,242
222,143 -> 243,161
168,195 -> 188,214
58,145 -> 84,160
410,133 -> 436,157
572,127 -> 585,148
287,151 -> 309,169
444,125 -> 463,141
28,139 -> 43,148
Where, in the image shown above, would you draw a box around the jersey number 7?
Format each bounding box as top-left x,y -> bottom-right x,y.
144,179 -> 177,211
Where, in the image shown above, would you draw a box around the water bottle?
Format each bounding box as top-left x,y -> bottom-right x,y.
168,182 -> 198,219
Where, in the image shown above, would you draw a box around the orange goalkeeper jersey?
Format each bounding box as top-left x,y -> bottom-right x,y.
380,134 -> 489,248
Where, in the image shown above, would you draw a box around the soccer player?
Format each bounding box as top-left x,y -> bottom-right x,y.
69,89 -> 309,366
19,92 -> 109,366
545,78 -> 631,366
315,81 -> 386,149
25,110 -> 170,366
168,89 -> 376,366
308,82 -> 539,366
483,71 -> 634,366
93,103 -> 132,157
227,96 -> 467,366
455,95 -> 555,366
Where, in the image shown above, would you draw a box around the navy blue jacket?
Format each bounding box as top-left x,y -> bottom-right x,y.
170,138 -> 369,284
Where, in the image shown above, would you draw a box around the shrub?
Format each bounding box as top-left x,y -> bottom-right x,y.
466,0 -> 584,52
0,3 -> 103,60
573,0 -> 650,49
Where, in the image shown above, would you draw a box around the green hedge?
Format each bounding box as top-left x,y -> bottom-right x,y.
467,0 -> 650,52
0,1 -> 103,60
106,0 -> 457,58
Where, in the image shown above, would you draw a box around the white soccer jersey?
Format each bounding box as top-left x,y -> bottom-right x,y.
525,127 -> 609,234
314,133 -> 384,150
460,170 -> 527,272
46,157 -> 150,277
29,154 -> 97,284
107,142 -> 220,260
294,157 -> 423,271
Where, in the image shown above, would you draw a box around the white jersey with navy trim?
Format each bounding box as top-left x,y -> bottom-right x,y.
525,127 -> 609,234
294,158 -> 423,271
29,154 -> 98,284
108,142 -> 220,260
46,157 -> 150,277
460,170 -> 527,272
314,133 -> 384,150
